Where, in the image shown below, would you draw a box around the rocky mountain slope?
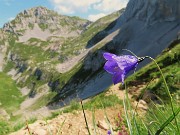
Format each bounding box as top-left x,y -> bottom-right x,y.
3,6 -> 90,42
52,0 -> 180,103
0,0 -> 179,125
0,6 -> 123,121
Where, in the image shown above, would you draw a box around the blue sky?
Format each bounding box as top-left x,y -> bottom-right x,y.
0,0 -> 128,28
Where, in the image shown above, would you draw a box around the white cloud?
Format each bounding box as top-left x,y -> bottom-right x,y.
3,0 -> 14,6
93,0 -> 128,13
88,13 -> 106,22
49,0 -> 129,20
8,17 -> 15,21
54,5 -> 74,14
50,0 -> 101,14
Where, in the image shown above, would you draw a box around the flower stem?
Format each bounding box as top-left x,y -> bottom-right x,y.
25,119 -> 32,135
81,100 -> 91,135
145,56 -> 179,133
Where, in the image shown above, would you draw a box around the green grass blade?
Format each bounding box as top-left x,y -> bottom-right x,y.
123,98 -> 132,135
151,102 -> 176,129
124,83 -> 133,135
80,100 -> 91,135
146,56 -> 179,132
100,101 -> 114,135
125,89 -> 140,135
155,107 -> 180,135
91,108 -> 97,135
56,118 -> 66,135
44,118 -> 53,135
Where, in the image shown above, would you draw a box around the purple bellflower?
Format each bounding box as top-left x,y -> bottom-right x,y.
107,130 -> 111,135
103,52 -> 138,84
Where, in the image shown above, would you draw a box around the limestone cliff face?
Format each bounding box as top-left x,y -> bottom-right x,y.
61,0 -> 180,101
113,0 -> 180,57
123,0 -> 180,25
83,0 -> 179,72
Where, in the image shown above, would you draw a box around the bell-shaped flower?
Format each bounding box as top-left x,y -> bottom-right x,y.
103,52 -> 138,84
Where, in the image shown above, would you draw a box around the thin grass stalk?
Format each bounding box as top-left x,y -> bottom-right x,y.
25,119 -> 32,135
91,108 -> 97,135
151,102 -> 165,120
148,121 -> 160,134
124,82 -> 140,135
123,83 -> 133,135
145,56 -> 179,133
151,102 -> 176,129
125,83 -> 137,135
80,100 -> 91,135
39,114 -> 53,135
155,107 -> 180,135
140,117 -> 150,135
123,98 -> 132,135
131,78 -> 155,135
132,114 -> 140,135
44,118 -> 53,135
149,105 -> 161,122
92,108 -> 101,135
123,49 -> 179,131
56,118 -> 66,135
100,101 -> 114,135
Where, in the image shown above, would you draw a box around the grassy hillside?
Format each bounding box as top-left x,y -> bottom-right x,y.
0,72 -> 24,135
126,42 -> 180,100
9,42 -> 58,66
2,9 -> 123,95
0,72 -> 24,113
5,9 -> 123,65
5,40 -> 180,134
58,10 -> 123,61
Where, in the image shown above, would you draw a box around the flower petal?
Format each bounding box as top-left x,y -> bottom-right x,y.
103,52 -> 116,61
121,74 -> 125,84
124,63 -> 138,74
112,71 -> 124,84
115,55 -> 138,70
104,60 -> 118,74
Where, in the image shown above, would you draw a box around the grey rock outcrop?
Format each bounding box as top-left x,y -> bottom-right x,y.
113,0 -> 180,57
123,0 -> 180,25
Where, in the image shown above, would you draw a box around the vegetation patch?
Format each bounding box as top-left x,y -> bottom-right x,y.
38,23 -> 48,31
84,93 -> 122,109
51,92 -> 122,118
0,72 -> 24,113
29,92 -> 57,111
0,120 -> 10,135
9,42 -> 58,66
3,61 -> 14,73
126,43 -> 180,99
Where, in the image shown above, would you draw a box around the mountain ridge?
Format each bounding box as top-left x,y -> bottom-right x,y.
3,6 -> 91,42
